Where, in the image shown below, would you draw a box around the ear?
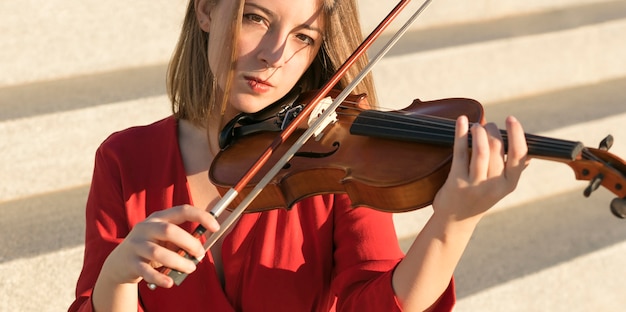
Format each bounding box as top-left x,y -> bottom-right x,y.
195,0 -> 212,32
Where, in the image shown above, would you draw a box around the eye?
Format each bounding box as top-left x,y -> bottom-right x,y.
295,33 -> 315,46
243,13 -> 266,26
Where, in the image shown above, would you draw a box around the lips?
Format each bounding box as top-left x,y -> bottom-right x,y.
245,76 -> 272,87
244,76 -> 273,93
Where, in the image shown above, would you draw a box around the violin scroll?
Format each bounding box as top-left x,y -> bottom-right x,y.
567,135 -> 626,218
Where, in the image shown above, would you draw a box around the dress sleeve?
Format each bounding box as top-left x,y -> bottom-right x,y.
330,194 -> 455,311
67,142 -> 144,312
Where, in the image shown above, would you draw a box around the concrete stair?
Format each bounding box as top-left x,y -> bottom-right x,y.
2,0 -> 626,311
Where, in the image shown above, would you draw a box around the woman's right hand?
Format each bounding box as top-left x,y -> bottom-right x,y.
96,204 -> 220,289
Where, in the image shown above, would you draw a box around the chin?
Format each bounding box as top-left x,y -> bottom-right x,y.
231,100 -> 268,114
231,94 -> 280,114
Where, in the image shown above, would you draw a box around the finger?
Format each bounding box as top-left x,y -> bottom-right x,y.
150,204 -> 221,233
469,122 -> 490,182
137,219 -> 208,260
504,116 -> 528,182
134,237 -> 201,278
137,260 -> 175,289
450,115 -> 470,178
483,122 -> 505,177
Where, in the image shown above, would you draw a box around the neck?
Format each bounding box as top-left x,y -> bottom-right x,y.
179,119 -> 216,175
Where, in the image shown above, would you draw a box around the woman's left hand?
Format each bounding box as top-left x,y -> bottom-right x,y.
432,115 -> 529,222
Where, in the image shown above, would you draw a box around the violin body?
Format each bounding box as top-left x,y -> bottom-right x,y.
210,92 -> 484,212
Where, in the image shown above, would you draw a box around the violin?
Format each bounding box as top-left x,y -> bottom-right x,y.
212,89 -> 626,216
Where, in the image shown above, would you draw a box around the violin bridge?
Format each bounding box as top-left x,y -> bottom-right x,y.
308,97 -> 337,141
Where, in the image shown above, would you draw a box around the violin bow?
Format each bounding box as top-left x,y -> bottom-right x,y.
149,0 -> 434,289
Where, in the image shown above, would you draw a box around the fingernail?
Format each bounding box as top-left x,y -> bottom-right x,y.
196,250 -> 206,262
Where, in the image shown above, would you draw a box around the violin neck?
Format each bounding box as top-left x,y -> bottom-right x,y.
350,110 -> 584,161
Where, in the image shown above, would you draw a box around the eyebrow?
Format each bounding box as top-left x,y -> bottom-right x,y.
244,3 -> 323,35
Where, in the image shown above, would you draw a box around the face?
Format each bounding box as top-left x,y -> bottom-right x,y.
201,0 -> 324,115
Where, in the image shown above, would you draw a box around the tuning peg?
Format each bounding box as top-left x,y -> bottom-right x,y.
583,173 -> 604,197
610,197 -> 626,219
598,134 -> 614,151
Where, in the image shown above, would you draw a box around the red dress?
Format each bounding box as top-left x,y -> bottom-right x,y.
69,116 -> 455,311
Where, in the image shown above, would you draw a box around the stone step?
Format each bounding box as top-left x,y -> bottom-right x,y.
0,0 -> 185,87
2,1 -> 623,87
453,187 -> 626,311
359,0 -> 617,32
0,246 -> 84,312
0,95 -> 172,202
370,0 -> 626,107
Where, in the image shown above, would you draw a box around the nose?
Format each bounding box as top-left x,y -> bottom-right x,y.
257,30 -> 289,68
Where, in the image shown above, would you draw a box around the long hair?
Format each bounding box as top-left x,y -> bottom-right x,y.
167,0 -> 377,128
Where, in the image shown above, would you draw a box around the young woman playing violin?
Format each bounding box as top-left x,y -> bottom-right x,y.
70,0 -> 528,311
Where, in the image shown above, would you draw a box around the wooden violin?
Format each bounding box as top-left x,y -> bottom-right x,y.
211,89 -> 626,217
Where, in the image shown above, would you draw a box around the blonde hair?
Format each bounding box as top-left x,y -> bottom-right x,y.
167,0 -> 377,127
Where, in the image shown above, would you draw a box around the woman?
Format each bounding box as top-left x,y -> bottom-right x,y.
69,0 -> 528,311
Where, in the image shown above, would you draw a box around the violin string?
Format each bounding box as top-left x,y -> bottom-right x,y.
334,100 -> 601,160
337,104 -> 567,149
334,102 -> 616,168
348,110 -> 584,158
581,148 -> 607,163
